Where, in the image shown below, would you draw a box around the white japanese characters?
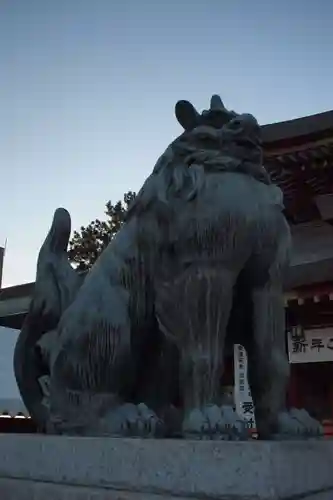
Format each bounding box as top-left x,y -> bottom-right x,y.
234,344 -> 256,429
288,327 -> 333,364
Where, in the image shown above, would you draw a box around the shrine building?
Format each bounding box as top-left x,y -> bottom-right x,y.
263,110 -> 333,434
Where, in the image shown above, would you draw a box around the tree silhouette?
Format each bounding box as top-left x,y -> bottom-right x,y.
68,191 -> 136,271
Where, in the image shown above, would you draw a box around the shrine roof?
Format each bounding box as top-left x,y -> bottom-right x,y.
261,110 -> 333,224
262,110 -> 333,151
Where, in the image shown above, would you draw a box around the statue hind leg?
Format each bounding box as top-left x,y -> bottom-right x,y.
48,229 -> 166,438
49,295 -> 165,437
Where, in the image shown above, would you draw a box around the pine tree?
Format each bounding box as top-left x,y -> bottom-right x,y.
68,191 -> 136,271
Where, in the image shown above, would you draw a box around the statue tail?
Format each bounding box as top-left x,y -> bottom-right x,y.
14,208 -> 83,430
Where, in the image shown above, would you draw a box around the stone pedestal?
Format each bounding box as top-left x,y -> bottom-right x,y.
0,434 -> 332,499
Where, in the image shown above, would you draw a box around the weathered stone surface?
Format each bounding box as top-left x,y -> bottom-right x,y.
0,435 -> 333,499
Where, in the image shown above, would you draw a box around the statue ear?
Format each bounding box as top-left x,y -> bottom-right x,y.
210,94 -> 225,111
175,100 -> 201,131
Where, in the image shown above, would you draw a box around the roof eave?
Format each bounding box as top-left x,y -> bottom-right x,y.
262,110 -> 333,150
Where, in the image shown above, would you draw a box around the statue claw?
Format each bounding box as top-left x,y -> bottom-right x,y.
272,409 -> 325,440
101,403 -> 165,438
182,405 -> 250,441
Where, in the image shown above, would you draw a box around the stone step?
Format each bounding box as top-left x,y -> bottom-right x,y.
0,434 -> 333,499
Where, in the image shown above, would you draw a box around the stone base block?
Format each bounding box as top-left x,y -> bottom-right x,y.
0,434 -> 333,499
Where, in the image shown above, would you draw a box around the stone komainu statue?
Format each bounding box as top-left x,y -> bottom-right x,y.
14,95 -> 320,439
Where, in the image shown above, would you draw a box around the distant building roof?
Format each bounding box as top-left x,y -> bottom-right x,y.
0,282 -> 34,301
0,283 -> 34,329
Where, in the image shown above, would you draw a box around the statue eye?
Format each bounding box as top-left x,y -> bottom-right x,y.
231,119 -> 242,128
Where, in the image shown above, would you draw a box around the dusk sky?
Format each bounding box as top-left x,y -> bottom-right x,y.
0,0 -> 332,287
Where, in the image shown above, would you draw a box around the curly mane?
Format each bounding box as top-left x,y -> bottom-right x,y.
127,119 -> 271,222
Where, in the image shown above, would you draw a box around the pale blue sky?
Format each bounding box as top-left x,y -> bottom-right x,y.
0,0 -> 332,287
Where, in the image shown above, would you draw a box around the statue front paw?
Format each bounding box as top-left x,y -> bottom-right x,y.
182,404 -> 250,440
101,403 -> 165,438
274,409 -> 324,440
